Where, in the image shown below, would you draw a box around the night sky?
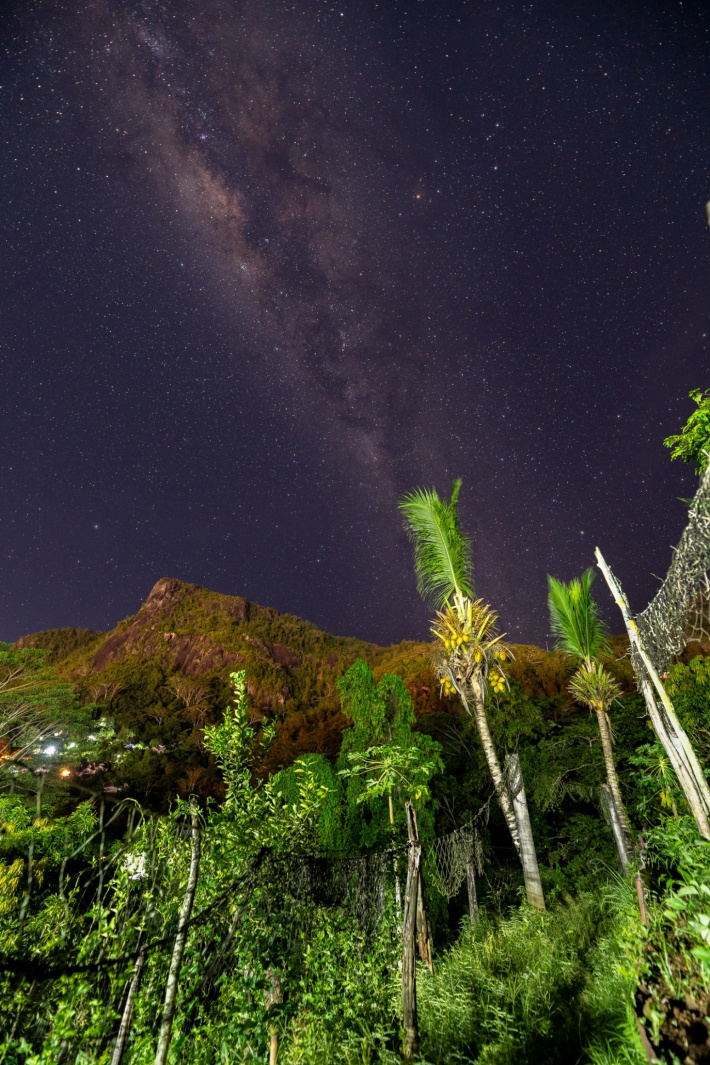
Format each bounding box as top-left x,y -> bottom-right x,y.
1,0 -> 708,648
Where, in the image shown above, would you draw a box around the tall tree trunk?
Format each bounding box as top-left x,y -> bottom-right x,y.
595,708 -> 634,858
154,801 -> 202,1065
600,784 -> 633,872
451,672 -> 521,854
595,548 -> 710,839
111,948 -> 146,1065
402,802 -> 421,1061
504,754 -> 545,910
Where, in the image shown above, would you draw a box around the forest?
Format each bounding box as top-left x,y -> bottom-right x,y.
2,387 -> 710,1065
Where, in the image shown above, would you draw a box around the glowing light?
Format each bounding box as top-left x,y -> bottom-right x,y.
44,745 -> 57,755
60,769 -> 71,778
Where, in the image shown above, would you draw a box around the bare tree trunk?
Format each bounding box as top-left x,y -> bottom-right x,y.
451,673 -> 521,854
466,860 -> 479,923
595,548 -> 710,839
402,801 -> 421,1061
600,785 -> 633,872
595,709 -> 634,858
111,948 -> 146,1065
154,801 -> 202,1065
504,754 -> 545,910
415,873 -> 434,974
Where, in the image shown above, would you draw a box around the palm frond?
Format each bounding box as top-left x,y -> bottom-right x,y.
547,568 -> 610,662
399,480 -> 473,609
569,661 -> 622,712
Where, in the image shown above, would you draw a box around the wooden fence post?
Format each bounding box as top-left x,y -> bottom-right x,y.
466,859 -> 479,923
403,801 -> 421,1060
415,856 -> 434,974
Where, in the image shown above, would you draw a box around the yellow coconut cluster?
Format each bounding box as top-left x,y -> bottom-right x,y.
490,671 -> 506,694
432,597 -> 511,697
441,676 -> 457,698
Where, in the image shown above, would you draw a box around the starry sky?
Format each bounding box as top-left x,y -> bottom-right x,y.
1,0 -> 708,647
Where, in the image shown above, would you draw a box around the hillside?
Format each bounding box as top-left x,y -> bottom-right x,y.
14,577 -> 638,802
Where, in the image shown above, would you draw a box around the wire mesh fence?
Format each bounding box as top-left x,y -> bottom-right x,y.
634,462 -> 710,677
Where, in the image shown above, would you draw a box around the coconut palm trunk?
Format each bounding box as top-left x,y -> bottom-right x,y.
453,674 -> 520,852
505,753 -> 545,910
594,706 -> 633,858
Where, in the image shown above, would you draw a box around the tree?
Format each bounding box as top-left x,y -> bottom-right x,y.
336,660 -> 441,918
399,481 -> 545,909
0,644 -> 93,813
337,661 -> 441,844
547,569 -> 634,864
340,743 -> 441,839
663,387 -> 710,475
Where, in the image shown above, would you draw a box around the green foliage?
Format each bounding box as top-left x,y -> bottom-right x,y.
274,754 -> 345,852
338,660 -> 415,749
628,741 -> 685,823
664,655 -> 710,756
399,479 -> 474,609
336,660 -> 442,851
12,629 -> 105,664
0,643 -> 97,817
569,660 -> 623,714
636,818 -> 710,1054
663,387 -> 710,475
204,670 -> 329,853
6,604 -> 710,1059
341,742 -> 443,806
547,569 -> 610,663
414,885 -> 644,1064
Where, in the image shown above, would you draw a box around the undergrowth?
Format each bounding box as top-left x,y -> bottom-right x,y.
280,880 -> 647,1065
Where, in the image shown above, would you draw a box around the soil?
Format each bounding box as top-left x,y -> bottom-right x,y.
636,953 -> 710,1064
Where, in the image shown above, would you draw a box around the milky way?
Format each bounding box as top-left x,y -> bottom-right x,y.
2,0 -> 709,645
82,0 -> 446,487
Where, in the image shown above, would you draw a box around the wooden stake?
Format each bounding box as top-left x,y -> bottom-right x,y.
154,799 -> 202,1065
111,948 -> 146,1065
415,868 -> 434,974
466,860 -> 479,923
402,801 -> 421,1060
266,969 -> 281,1065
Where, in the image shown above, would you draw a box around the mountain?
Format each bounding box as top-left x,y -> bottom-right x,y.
15,577 -> 636,804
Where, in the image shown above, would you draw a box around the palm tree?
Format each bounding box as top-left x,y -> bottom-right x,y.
547,569 -> 634,863
399,481 -> 545,909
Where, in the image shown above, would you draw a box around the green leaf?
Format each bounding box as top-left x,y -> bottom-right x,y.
547,569 -> 610,662
399,480 -> 473,609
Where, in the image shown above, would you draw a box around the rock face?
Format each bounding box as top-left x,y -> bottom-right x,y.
89,579 -> 247,677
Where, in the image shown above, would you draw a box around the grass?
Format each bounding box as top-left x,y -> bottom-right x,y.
280,881 -> 647,1065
